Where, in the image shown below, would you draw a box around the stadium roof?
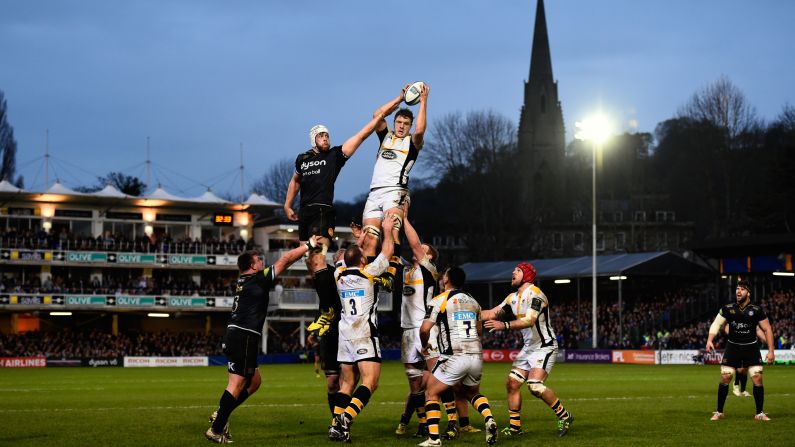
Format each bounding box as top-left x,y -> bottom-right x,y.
461,251 -> 714,283
0,179 -> 23,193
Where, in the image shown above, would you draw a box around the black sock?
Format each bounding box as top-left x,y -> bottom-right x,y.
327,393 -> 336,417
440,388 -> 457,423
739,373 -> 748,392
459,416 -> 470,427
232,389 -> 250,410
344,385 -> 373,422
314,267 -> 336,311
753,385 -> 764,414
333,392 -> 352,421
717,383 -> 729,413
212,390 -> 237,434
734,373 -> 740,386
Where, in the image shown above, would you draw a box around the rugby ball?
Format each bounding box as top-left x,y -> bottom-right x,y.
404,81 -> 425,106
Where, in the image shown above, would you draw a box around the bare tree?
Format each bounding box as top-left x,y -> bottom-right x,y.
423,110 -> 516,182
251,158 -> 295,205
677,75 -> 761,147
0,90 -> 22,187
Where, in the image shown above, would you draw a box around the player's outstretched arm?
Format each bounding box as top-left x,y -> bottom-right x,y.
373,85 -> 408,133
412,83 -> 430,148
403,213 -> 426,264
273,236 -> 318,276
480,304 -> 505,321
284,173 -> 301,222
706,313 -> 727,352
759,318 -> 775,364
379,213 -> 396,260
419,319 -> 435,352
484,310 -> 536,332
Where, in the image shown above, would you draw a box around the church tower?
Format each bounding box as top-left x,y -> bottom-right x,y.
518,0 -> 566,213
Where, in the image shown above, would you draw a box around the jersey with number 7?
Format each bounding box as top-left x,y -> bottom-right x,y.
424,290 -> 483,357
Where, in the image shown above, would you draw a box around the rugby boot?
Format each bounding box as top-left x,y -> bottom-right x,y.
710,412 -> 724,421
754,412 -> 771,421
205,427 -> 232,444
485,419 -> 497,445
557,414 -> 574,437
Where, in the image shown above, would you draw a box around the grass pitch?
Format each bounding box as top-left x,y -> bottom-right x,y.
1,362 -> 792,446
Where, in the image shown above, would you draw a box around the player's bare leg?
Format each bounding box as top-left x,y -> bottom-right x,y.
398,361 -> 426,435
527,368 -> 573,437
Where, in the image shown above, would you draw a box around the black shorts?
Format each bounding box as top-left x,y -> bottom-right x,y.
223,328 -> 261,377
319,326 -> 340,376
721,342 -> 762,369
299,204 -> 335,241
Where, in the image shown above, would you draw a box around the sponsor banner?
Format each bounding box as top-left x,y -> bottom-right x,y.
612,350 -> 658,364
762,349 -> 795,365
703,350 -> 724,364
168,255 -> 207,265
0,357 -> 47,368
115,296 -> 155,307
46,358 -> 82,367
565,349 -> 613,363
66,252 -> 107,263
482,349 -> 521,362
82,357 -> 122,367
123,356 -> 209,367
66,295 -> 107,306
114,253 -> 156,264
659,350 -> 701,365
215,255 -> 239,266
215,297 -> 234,308
168,297 -> 206,307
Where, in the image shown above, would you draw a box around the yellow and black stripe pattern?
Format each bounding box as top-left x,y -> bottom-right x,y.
424,400 -> 442,440
470,394 -> 493,421
509,409 -> 521,431
550,399 -> 570,420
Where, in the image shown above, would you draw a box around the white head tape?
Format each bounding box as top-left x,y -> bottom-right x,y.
309,124 -> 329,148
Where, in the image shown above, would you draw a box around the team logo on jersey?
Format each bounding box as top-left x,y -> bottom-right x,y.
356,349 -> 368,355
381,150 -> 397,160
730,309 -> 735,314
301,159 -> 326,170
403,286 -> 416,296
328,227 -> 334,237
748,310 -> 754,316
453,311 -> 477,321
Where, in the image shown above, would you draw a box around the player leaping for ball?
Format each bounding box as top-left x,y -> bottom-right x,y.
481,262 -> 574,438
359,83 -> 429,295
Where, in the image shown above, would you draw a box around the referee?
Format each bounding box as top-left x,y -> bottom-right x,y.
206,236 -> 319,444
706,280 -> 775,421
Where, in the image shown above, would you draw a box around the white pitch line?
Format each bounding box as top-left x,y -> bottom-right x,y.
1,393 -> 792,414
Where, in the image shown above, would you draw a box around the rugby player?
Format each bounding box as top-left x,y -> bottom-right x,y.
328,214 -> 396,443
706,280 -> 775,421
418,266 -> 497,447
206,238 -> 319,444
482,262 -> 574,437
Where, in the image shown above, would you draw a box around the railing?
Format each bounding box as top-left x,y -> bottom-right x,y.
273,288 -> 393,311
0,236 -> 248,255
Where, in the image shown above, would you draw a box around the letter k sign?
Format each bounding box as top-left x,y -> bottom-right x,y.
228,362 -> 235,371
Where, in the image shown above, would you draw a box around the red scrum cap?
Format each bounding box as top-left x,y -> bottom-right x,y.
517,262 -> 536,284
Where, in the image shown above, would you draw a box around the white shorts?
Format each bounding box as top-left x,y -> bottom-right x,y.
432,354 -> 483,387
363,187 -> 410,220
401,327 -> 439,364
512,345 -> 557,375
338,336 -> 381,363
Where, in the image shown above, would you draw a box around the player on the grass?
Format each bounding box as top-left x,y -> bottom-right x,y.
706,280 -> 775,421
482,262 -> 574,438
418,266 -> 498,447
395,210 -> 440,437
328,214 -> 396,443
359,83 -> 430,299
727,324 -> 766,398
206,240 -> 318,444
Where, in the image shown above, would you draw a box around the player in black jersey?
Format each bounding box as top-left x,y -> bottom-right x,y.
706,280 -> 775,422
284,93 -> 406,248
205,238 -> 318,444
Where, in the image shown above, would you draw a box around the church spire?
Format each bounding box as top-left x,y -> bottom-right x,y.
529,0 -> 553,84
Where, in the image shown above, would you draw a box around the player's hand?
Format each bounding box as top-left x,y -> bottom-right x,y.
705,340 -> 715,352
284,206 -> 298,221
419,83 -> 430,102
350,222 -> 363,238
766,350 -> 775,365
306,235 -> 321,250
401,83 -> 410,98
484,320 -> 503,332
421,345 -> 430,357
382,213 -> 395,231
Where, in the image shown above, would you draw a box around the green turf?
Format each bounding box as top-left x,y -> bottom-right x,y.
0,362 -> 791,446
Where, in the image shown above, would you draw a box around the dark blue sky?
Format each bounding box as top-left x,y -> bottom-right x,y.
2,1 -> 793,201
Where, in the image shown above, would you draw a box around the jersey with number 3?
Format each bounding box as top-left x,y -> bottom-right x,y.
335,253 -> 390,340
425,290 -> 482,357
501,285 -> 557,349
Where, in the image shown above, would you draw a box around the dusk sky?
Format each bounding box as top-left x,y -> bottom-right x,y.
1,1 -> 793,202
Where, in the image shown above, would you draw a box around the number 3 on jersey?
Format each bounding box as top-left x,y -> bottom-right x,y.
340,289 -> 366,316
453,311 -> 477,339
